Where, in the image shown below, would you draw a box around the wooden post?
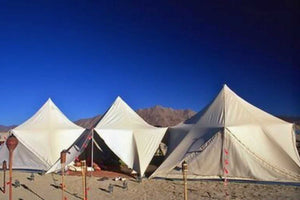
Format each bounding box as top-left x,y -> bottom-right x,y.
2,160 -> 7,193
182,161 -> 188,200
61,150 -> 67,200
6,135 -> 18,200
81,160 -> 87,200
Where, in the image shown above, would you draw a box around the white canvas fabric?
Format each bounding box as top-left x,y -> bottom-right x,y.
0,99 -> 85,172
94,97 -> 167,176
47,129 -> 92,173
151,85 -> 300,182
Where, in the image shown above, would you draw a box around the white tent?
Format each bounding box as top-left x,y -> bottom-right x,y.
0,99 -> 86,172
151,85 -> 300,182
94,96 -> 167,177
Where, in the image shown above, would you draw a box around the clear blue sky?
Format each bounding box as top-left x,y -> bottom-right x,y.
0,1 -> 299,125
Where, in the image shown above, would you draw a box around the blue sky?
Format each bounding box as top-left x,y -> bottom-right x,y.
0,1 -> 299,125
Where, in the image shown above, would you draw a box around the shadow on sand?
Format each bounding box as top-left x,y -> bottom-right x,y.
99,187 -> 111,193
50,184 -> 83,200
20,184 -> 45,200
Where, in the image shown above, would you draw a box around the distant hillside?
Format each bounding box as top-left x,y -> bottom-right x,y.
1,108 -> 299,131
74,113 -> 299,156
1,107 -> 299,155
74,106 -> 196,129
278,116 -> 300,129
75,115 -> 102,129
0,125 -> 16,132
136,105 -> 196,127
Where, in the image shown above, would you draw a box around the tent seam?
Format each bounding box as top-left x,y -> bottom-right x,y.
230,91 -> 300,167
227,129 -> 300,180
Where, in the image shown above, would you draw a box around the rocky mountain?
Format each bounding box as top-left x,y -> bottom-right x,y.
1,107 -> 299,154
1,107 -> 299,131
0,125 -> 16,132
136,105 -> 196,127
74,105 -> 196,129
75,115 -> 102,129
74,112 -> 299,155
74,107 -> 300,129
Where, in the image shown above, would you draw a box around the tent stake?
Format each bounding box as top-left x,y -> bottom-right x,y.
182,161 -> 188,200
6,135 -> 18,200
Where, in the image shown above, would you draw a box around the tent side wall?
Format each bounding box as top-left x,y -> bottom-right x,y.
0,136 -> 50,171
134,128 -> 167,176
47,129 -> 92,174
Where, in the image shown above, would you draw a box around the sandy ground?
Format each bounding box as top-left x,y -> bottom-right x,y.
0,171 -> 299,200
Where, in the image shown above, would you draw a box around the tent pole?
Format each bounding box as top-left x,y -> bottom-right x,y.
60,150 -> 67,200
182,161 -> 188,200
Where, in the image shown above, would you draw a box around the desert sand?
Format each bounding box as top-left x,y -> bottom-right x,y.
0,171 -> 299,200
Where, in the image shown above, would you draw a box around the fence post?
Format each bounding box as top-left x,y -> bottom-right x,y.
6,135 -> 18,200
81,160 -> 87,200
182,161 -> 188,200
61,150 -> 67,200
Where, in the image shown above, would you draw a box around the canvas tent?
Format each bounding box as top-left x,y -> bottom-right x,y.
93,96 -> 167,177
0,99 -> 86,173
151,85 -> 300,182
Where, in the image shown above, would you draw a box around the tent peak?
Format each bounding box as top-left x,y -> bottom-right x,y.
221,84 -> 235,96
114,96 -> 127,104
44,98 -> 59,110
222,84 -> 231,91
115,96 -> 123,101
46,98 -> 54,104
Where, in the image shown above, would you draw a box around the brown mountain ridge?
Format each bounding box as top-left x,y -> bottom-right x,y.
1,106 -> 299,154
0,106 -> 299,130
74,105 -> 196,129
